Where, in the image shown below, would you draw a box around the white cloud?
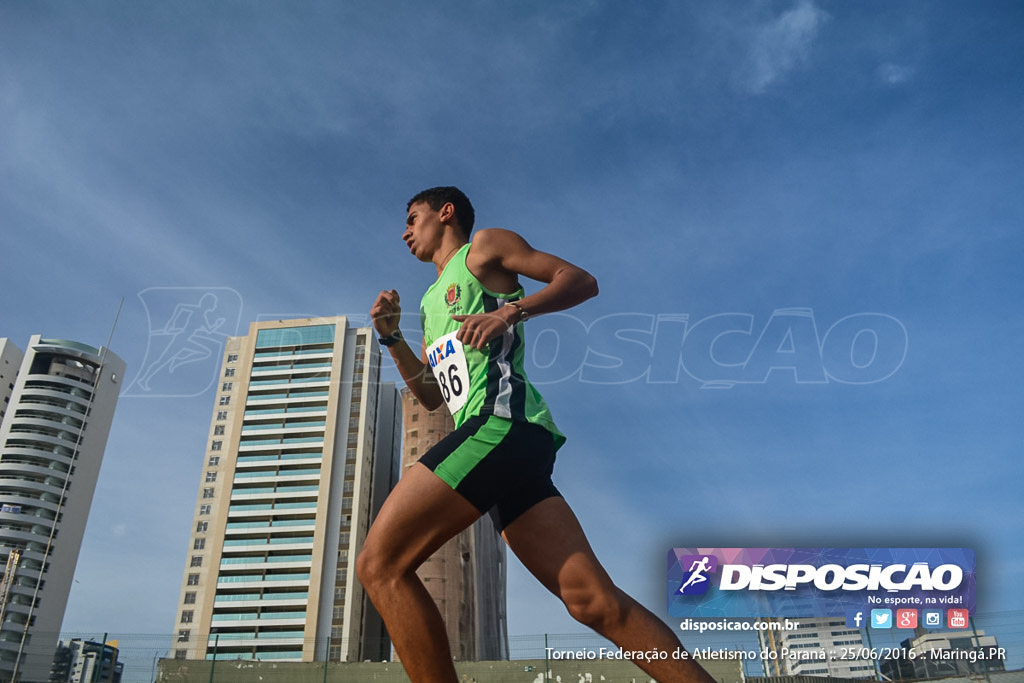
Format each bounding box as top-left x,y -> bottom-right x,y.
878,62 -> 915,86
741,0 -> 830,94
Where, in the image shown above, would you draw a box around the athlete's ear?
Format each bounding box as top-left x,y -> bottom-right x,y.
439,202 -> 455,223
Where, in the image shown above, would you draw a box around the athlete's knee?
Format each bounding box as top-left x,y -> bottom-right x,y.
563,585 -> 628,631
356,543 -> 396,595
355,547 -> 376,588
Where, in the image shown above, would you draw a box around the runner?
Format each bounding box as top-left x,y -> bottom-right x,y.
357,186 -> 714,683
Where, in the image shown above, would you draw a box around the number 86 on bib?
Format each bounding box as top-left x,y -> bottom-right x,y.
427,331 -> 470,415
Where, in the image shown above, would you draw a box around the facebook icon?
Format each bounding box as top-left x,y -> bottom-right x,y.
846,609 -> 866,629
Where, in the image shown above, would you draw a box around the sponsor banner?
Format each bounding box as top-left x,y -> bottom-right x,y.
667,548 -> 975,619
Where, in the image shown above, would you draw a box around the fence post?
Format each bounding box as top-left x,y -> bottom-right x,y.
208,634 -> 219,683
544,633 -> 549,681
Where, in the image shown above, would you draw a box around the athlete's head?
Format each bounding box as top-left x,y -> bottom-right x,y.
407,186 -> 475,238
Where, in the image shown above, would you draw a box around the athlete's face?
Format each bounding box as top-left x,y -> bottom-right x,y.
403,201 -> 446,262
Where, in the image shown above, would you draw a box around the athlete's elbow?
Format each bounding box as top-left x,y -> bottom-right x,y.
579,270 -> 599,301
421,395 -> 444,412
413,384 -> 445,412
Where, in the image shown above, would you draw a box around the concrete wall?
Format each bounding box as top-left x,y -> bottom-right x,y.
157,656 -> 744,683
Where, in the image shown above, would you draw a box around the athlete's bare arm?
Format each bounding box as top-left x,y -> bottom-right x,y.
455,228 -> 599,351
370,289 -> 444,410
371,228 -> 596,403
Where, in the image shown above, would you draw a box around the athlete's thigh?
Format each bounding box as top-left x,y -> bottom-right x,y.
502,497 -> 615,598
362,462 -> 481,571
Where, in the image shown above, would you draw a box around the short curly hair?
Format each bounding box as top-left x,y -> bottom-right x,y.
407,186 -> 475,237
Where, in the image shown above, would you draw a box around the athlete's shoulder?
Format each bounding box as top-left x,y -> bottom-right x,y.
467,228 -> 532,265
472,227 -> 528,249
462,229 -> 530,293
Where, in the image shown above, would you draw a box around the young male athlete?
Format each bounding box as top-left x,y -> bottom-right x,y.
358,187 -> 714,683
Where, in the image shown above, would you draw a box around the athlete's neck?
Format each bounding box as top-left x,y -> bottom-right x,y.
434,238 -> 467,276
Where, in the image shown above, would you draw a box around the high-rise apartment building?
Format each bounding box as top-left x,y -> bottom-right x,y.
759,617 -> 872,678
0,336 -> 126,683
401,389 -> 508,661
50,638 -> 124,683
171,318 -> 400,664
882,629 -> 1005,679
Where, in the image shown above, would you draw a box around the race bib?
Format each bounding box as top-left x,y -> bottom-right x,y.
426,331 -> 470,415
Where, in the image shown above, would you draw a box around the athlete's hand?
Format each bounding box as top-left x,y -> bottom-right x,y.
452,308 -> 516,351
371,290 -> 402,337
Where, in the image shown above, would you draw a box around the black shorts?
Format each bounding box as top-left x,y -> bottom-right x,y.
418,414 -> 562,531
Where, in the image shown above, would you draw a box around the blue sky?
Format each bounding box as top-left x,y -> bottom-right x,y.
1,0 -> 1021,659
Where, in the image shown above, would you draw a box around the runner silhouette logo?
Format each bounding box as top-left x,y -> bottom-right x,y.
677,555 -> 718,595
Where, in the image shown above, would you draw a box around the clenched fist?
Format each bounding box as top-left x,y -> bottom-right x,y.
371,289 -> 402,337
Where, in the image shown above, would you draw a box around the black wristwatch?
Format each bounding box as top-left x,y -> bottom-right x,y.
378,329 -> 403,347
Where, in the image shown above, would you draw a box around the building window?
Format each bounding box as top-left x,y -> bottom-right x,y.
219,396 -> 230,406
205,472 -> 217,482
227,354 -> 238,363
193,539 -> 205,550
174,650 -> 187,660
196,521 -> 208,533
190,556 -> 203,568
177,630 -> 191,643
216,411 -> 228,421
202,488 -> 215,499
224,368 -> 235,377
222,382 -> 233,392
411,413 -> 419,422
187,574 -> 200,586
410,447 -> 418,457
199,504 -> 211,515
181,611 -> 193,623
210,441 -> 222,451
207,456 -> 220,467
183,592 -> 196,604
214,425 -> 225,435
